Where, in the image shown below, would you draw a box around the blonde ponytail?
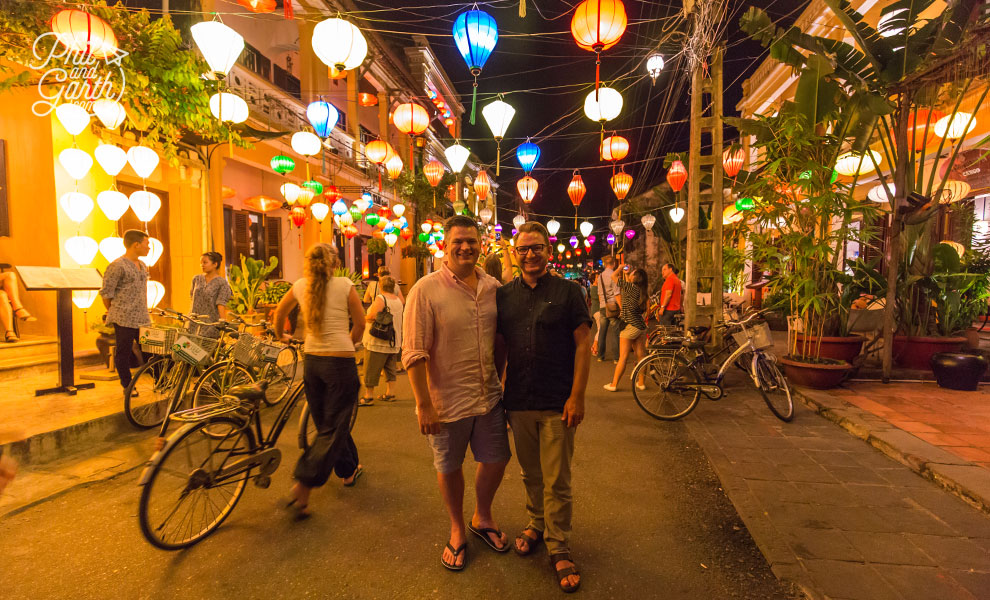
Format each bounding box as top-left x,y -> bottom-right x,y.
304,243 -> 338,329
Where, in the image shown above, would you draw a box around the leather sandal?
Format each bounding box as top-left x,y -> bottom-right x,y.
514,529 -> 543,556
550,551 -> 581,593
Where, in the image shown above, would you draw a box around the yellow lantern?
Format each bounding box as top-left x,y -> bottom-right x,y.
147,281 -> 166,309
835,150 -> 882,176
139,237 -> 164,267
72,290 -> 98,310
65,236 -> 98,266
934,112 -> 976,140
939,180 -> 971,204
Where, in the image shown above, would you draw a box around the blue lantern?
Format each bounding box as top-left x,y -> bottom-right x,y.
306,101 -> 339,138
516,140 -> 541,173
452,9 -> 497,125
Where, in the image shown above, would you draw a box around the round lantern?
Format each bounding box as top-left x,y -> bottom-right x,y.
245,195 -> 282,213
583,87 -> 623,123
392,203 -> 406,218
646,53 -> 664,82
97,190 -> 128,220
139,238 -> 164,267
546,218 -> 561,236
55,103 -> 90,136
295,188 -> 315,207
59,148 -> 93,180
666,160 -> 687,192
482,98 -> 515,175
568,171 -> 587,207
358,93 -> 378,107
386,154 -> 404,180
600,135 -> 629,162
129,191 -> 161,222
365,140 -> 395,165
98,236 -> 125,261
92,98 -> 127,130
307,101 -> 339,138
867,185 -> 896,203
735,198 -> 755,211
939,180 -> 971,204
237,0 -> 276,12
568,235 -> 579,249
191,20 -> 244,75
723,147 -> 745,178
147,281 -> 165,309
325,186 -> 343,205
280,183 -> 301,205
301,180 -> 323,196
606,233 -> 616,245
571,0 -> 627,91
310,202 -> 330,223
312,18 -> 368,71
65,235 -> 98,266
517,176 -> 538,204
516,140 -> 541,173
479,207 -> 493,225
127,145 -> 159,179
209,92 -> 249,123
609,219 -> 625,235
401,228 -> 413,241
94,143 -> 127,177
60,192 -> 94,223
513,214 -> 526,229
392,103 -> 430,136
270,154 -> 295,175
579,221 -> 594,238
290,206 -> 307,228
835,150 -> 882,176
52,10 -> 118,59
934,112 -> 976,140
475,170 -> 492,201
723,205 -> 744,225
641,214 -> 656,231
452,8 -> 498,124
611,171 -> 633,200
291,131 -> 322,156
424,159 -> 445,187
445,143 -> 471,173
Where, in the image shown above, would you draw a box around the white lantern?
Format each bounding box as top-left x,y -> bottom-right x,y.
291,131 -> 322,156
445,143 -> 471,173
556,243 -> 566,253
280,183 -> 301,204
312,18 -> 368,71
139,237 -> 163,267
513,214 -> 526,229
338,211 -> 354,227
99,236 -> 126,261
435,250 -> 445,259
92,98 -> 127,130
479,207 -> 493,225
934,112 -> 976,140
71,290 -> 98,310
579,221 -> 593,237
59,192 -> 94,223
127,145 -> 159,178
191,21 -> 244,76
420,222 -> 432,234
669,206 -> 685,223
129,190 -> 161,222
147,280 -> 165,309
310,202 -> 330,223
867,184 -> 897,203
65,235 -> 98,265
453,199 -> 466,214
55,103 -> 90,135
94,143 -> 128,176
646,53 -> 665,81
939,180 -> 972,204
835,150 -> 881,176
609,219 -> 625,235
97,190 -> 129,220
583,87 -> 623,123
384,232 -> 398,247
354,197 -> 371,213
59,148 -> 93,179
641,214 -> 656,231
209,92 -> 249,124
546,218 -> 561,236
482,99 -> 515,140
392,203 -> 406,217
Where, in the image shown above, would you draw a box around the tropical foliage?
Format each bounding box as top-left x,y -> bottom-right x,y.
228,256 -> 278,314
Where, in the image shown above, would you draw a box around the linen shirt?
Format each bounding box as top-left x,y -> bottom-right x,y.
598,267 -> 618,307
100,256 -> 151,329
190,274 -> 233,337
401,264 -> 502,423
497,273 -> 592,412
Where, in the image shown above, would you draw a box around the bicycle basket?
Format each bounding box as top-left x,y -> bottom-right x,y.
231,334 -> 261,366
172,333 -> 220,367
139,325 -> 178,355
732,321 -> 774,350
253,341 -> 284,365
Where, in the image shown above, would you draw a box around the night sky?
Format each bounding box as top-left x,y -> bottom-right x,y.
350,0 -> 807,238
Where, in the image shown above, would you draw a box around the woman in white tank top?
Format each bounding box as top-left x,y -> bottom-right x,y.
273,243 -> 366,519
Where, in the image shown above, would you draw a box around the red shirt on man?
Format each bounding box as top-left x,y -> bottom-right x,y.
661,272 -> 682,311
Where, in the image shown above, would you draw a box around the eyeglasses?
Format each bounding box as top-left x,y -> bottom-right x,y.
515,244 -> 546,255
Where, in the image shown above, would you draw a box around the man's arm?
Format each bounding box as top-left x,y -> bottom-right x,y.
401,284 -> 439,434
407,359 -> 440,435
99,263 -> 120,311
563,323 -> 591,428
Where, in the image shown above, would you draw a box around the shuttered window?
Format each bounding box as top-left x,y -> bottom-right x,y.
223,208 -> 282,276
265,216 -> 282,278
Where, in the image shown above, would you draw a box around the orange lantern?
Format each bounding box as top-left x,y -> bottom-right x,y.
474,170 -> 491,201
237,0 -> 276,12
392,102 -> 430,165
324,184 -> 340,203
723,147 -> 745,179
365,140 -> 395,191
908,109 -> 944,151
667,160 -> 687,192
517,176 -> 538,204
51,10 -> 118,59
245,195 -> 281,212
570,0 -> 627,93
386,154 -> 403,180
328,66 -> 348,80
611,170 -> 633,200
290,206 -> 307,228
401,228 -> 413,241
424,160 -> 445,187
600,135 -> 629,162
344,225 -> 359,239
358,92 -> 379,107
567,171 -> 586,207
222,185 -> 237,199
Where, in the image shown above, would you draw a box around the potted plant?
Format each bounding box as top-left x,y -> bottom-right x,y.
228,256 -> 278,319
256,280 -> 292,319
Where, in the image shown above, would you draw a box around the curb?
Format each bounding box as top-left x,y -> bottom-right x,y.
792,386 -> 990,517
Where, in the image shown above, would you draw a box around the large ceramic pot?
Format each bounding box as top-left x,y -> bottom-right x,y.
793,334 -> 865,363
931,352 -> 988,391
892,336 -> 966,371
780,357 -> 851,389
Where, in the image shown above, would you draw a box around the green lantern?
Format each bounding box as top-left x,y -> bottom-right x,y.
302,180 -> 323,195
349,205 -> 363,221
418,232 -> 430,243
735,198 -> 755,211
365,213 -> 380,227
271,155 -> 295,175
831,169 -> 838,184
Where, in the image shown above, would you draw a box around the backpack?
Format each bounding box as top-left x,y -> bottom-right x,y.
368,295 -> 396,347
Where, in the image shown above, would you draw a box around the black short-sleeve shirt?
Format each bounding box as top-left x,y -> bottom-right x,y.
497,273 -> 593,412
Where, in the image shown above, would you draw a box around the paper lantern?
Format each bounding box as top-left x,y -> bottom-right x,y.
584,87 -> 623,123
65,235 -> 98,265
291,131 -> 322,156
385,154 -> 404,180
569,235 -> 579,249
328,65 -> 348,80
445,143 -> 470,173
420,221 -> 432,234
129,191 -> 161,222
72,289 -> 99,310
424,160 -> 445,187
587,235 -> 596,244
571,0 -> 627,92
666,160 -> 687,192
735,198 -> 755,211
646,53 -> 664,82
312,18 -> 368,71
934,112 -> 976,140
127,146 -> 159,179
452,9 -> 498,123
348,205 -> 363,222
600,135 -> 629,162
516,141 -> 541,173
723,147 -> 745,178
358,92 -> 378,107
375,216 -> 388,230
482,98 -> 515,174
517,176 -> 538,204
479,207 -> 493,225
97,190 -> 128,220
401,228 -> 413,241
908,110 -> 943,151
322,186 -> 340,204
91,98 -> 127,130
546,218 -> 561,236
245,195 -> 281,212
392,203 -> 406,217
624,229 -> 635,240
51,10 -> 117,59
939,180 -> 971,204
568,171 -> 586,207
384,232 -> 399,247
60,192 -> 94,223
579,221 -> 593,237
147,281 -> 165,309
299,181 -> 322,196
280,183 -> 301,205
513,214 -> 526,229
209,92 -> 249,123
610,171 -> 632,200
295,188 -> 315,207
191,21 -> 244,75
641,214 -> 656,231
237,0 -> 276,13
723,205 -> 744,225
392,103 -> 430,136
55,103 -> 90,136
59,148 -> 92,180
606,233 -> 616,245
99,236 -> 125,262
290,206 -> 307,228
475,170 -> 491,201
345,225 -> 359,239
270,154 -> 295,175
365,140 -> 395,165
331,199 -> 348,216
609,219 -> 625,235
310,202 -> 330,223
867,185 -> 896,203
94,143 -> 127,176
307,101 -> 339,138
139,237 -> 163,267
835,150 -> 882,176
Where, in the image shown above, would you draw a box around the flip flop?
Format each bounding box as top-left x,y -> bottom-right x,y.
441,542 -> 467,571
468,522 -> 510,553
513,529 -> 543,556
342,465 -> 363,487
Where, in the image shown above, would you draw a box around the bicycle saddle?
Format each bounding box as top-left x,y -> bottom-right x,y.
227,381 -> 269,402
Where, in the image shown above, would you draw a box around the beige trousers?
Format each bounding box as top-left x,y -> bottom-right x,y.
507,410 -> 576,555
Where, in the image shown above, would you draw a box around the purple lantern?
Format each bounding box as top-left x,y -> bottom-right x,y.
493,223 -> 503,233
511,228 -> 518,236
625,229 -> 636,240
606,233 -> 616,245
568,235 -> 579,248
587,234 -> 596,244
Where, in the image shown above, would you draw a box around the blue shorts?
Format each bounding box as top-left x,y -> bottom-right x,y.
427,404 -> 511,473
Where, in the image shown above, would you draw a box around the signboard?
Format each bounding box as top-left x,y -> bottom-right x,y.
17,266 -> 102,290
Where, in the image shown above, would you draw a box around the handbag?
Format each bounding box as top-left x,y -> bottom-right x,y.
368,295 -> 396,347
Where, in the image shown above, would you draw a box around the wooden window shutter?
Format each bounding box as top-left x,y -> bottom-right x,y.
265,216 -> 282,278
233,210 -> 251,266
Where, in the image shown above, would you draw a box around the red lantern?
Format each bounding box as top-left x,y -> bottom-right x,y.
344,225 -> 358,239
358,92 -> 379,107
401,229 -> 413,240
447,184 -> 457,203
611,171 -> 633,200
290,206 -> 307,228
600,135 -> 629,162
567,171 -> 586,207
908,109 -> 945,151
517,176 -> 538,204
666,160 -> 687,192
51,10 -> 118,59
424,160 -> 444,187
377,205 -> 392,219
570,0 -> 628,92
324,185 -> 340,203
474,170 -> 491,201
722,147 -> 745,178
236,0 -> 276,12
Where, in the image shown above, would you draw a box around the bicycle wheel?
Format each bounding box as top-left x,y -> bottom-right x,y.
755,354 -> 794,422
124,355 -> 182,429
631,353 -> 701,421
259,345 -> 298,406
297,397 -> 359,451
138,416 -> 255,550
192,361 -> 255,408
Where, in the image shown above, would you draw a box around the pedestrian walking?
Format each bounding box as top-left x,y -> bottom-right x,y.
273,243 -> 366,520
364,266 -> 404,303
657,262 -> 683,325
359,275 -> 403,406
402,214 -> 511,571
99,229 -> 151,392
496,221 -> 592,593
604,266 -> 649,392
189,251 -> 232,337
595,256 -> 621,361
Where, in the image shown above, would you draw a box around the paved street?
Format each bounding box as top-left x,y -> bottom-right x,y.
0,360 -> 797,599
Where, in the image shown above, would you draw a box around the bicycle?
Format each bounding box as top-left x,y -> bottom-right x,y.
631,310 -> 794,422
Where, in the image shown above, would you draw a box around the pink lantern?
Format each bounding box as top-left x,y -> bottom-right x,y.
625,229 -> 635,239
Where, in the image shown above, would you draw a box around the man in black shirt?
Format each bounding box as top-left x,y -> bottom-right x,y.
496,222 -> 592,593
